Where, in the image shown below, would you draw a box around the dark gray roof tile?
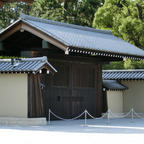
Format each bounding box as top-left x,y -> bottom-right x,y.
103,70 -> 144,80
0,56 -> 57,73
1,14 -> 144,59
20,14 -> 144,59
103,80 -> 127,90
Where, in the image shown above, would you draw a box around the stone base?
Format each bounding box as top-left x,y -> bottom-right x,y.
0,117 -> 47,126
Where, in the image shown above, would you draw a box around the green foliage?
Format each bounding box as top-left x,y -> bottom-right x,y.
93,0 -> 144,48
93,0 -> 144,69
31,0 -> 103,27
0,56 -> 22,59
103,59 -> 144,70
124,60 -> 144,69
102,61 -> 124,70
0,0 -> 103,29
0,2 -> 31,29
30,0 -> 63,21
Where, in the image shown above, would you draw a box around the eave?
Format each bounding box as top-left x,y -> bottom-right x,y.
1,17 -> 144,60
0,20 -> 68,53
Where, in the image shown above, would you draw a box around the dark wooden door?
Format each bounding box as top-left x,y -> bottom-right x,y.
41,61 -> 102,119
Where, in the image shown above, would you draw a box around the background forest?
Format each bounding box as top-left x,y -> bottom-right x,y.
0,0 -> 144,69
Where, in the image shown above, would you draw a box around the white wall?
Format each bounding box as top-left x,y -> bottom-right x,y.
107,90 -> 123,113
0,74 -> 28,117
122,80 -> 144,113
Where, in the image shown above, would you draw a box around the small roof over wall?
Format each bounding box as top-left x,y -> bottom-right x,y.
1,14 -> 144,59
103,80 -> 127,91
103,69 -> 144,80
0,56 -> 57,74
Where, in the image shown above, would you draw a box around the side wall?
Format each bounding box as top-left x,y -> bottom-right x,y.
0,74 -> 28,117
107,90 -> 123,113
122,80 -> 144,112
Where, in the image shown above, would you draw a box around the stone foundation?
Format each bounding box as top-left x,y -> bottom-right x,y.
0,117 -> 47,126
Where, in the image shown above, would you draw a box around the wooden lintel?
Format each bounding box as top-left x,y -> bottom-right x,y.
34,51 -> 122,64
21,22 -> 67,52
0,22 -> 22,41
0,21 -> 68,52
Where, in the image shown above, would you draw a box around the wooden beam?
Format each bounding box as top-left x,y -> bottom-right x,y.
32,50 -> 123,64
0,22 -> 22,41
0,20 -> 68,52
21,22 -> 68,52
0,1 -> 3,7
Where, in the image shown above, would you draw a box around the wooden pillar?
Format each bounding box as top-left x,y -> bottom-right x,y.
0,1 -> 3,8
95,64 -> 103,117
28,74 -> 45,118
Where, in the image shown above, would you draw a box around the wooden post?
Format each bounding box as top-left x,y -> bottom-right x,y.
84,110 -> 87,126
48,109 -> 51,125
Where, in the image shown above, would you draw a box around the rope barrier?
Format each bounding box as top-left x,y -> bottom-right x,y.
49,109 -> 85,121
107,109 -> 132,119
133,109 -> 144,119
86,110 -> 107,119
47,108 -> 144,125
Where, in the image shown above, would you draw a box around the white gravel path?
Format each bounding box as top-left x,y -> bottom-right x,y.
0,118 -> 144,144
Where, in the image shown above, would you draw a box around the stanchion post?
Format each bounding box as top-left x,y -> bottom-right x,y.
85,110 -> 87,126
107,109 -> 110,124
131,108 -> 134,122
48,109 -> 51,125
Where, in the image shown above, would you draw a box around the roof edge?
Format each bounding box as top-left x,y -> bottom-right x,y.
103,69 -> 144,72
20,13 -> 113,35
0,56 -> 47,62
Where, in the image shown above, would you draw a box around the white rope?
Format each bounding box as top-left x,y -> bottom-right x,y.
107,109 -> 132,118
86,110 -> 107,119
49,109 -> 85,121
48,108 -> 144,125
133,109 -> 144,119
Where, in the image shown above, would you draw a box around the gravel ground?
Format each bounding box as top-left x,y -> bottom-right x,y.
0,118 -> 144,144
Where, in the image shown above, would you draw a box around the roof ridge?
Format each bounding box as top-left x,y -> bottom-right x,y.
20,13 -> 112,35
103,69 -> 144,72
0,56 -> 47,62
22,56 -> 47,62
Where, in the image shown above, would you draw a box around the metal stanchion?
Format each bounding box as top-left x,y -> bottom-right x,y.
107,109 -> 110,124
84,110 -> 87,126
131,108 -> 134,122
48,109 -> 51,125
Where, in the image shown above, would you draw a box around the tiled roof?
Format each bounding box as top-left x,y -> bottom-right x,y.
20,14 -> 144,59
0,56 -> 57,73
103,70 -> 144,80
1,13 -> 144,59
103,80 -> 127,90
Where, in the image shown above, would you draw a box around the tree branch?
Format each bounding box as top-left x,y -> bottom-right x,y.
136,3 -> 143,20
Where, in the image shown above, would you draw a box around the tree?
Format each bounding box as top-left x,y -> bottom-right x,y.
93,0 -> 144,69
0,0 -> 33,8
31,0 -> 103,27
0,2 -> 31,29
30,0 -> 64,21
0,0 -> 103,30
93,0 -> 144,49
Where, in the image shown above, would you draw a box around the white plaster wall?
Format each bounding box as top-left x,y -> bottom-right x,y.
0,74 -> 28,117
107,90 -> 123,113
122,80 -> 144,113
